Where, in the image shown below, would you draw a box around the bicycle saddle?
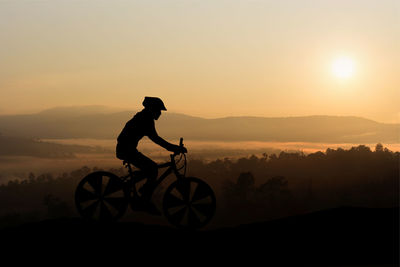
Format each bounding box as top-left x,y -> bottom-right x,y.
123,160 -> 135,170
123,160 -> 133,166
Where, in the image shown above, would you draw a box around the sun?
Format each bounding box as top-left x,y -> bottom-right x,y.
332,57 -> 355,79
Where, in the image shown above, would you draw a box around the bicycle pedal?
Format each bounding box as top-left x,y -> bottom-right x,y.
138,184 -> 155,197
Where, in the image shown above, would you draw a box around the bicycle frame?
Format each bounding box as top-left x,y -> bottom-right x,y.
120,153 -> 186,192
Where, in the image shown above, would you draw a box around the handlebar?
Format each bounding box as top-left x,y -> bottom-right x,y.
179,137 -> 183,147
169,137 -> 187,176
173,137 -> 185,157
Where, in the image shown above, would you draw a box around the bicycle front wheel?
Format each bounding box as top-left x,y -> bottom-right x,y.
163,177 -> 216,229
75,171 -> 128,222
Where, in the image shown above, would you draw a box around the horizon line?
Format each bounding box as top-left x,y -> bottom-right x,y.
0,105 -> 398,125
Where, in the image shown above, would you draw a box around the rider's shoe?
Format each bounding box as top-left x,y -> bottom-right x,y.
135,181 -> 161,215
134,187 -> 161,216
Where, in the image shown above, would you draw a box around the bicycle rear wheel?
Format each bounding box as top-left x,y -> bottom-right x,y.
75,171 -> 128,222
163,177 -> 216,229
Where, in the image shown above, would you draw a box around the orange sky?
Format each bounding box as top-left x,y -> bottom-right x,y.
0,0 -> 399,123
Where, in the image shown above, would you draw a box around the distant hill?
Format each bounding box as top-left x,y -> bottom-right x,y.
0,135 -> 108,158
36,105 -> 125,117
0,106 -> 398,143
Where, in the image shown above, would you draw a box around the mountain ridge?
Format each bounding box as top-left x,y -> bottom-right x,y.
1,105 -> 395,123
0,106 -> 398,143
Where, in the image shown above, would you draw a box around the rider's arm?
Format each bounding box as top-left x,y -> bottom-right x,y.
149,133 -> 176,152
146,121 -> 177,152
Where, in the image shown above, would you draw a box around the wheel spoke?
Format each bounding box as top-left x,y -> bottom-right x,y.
176,181 -> 191,202
107,189 -> 125,198
167,206 -> 187,226
77,187 -> 98,202
191,205 -> 207,223
88,175 -> 102,194
189,182 -> 198,201
188,207 -> 202,228
191,182 -> 211,202
164,192 -> 186,208
81,200 -> 100,218
103,176 -> 123,197
83,182 -> 95,194
180,208 -> 189,226
192,195 -> 213,205
104,197 -> 127,213
80,199 -> 98,210
103,201 -> 119,216
167,205 -> 186,216
163,178 -> 216,229
101,176 -> 110,195
76,172 -> 129,222
99,201 -> 113,220
192,202 -> 215,217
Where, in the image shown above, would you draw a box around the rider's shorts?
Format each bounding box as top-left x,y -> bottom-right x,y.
116,143 -> 158,181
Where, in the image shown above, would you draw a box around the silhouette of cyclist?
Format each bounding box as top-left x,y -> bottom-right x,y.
116,97 -> 187,196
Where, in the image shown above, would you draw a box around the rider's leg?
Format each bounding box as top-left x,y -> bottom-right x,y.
127,152 -> 161,214
129,151 -> 158,189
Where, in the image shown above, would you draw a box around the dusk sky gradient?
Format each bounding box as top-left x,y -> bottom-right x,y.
1,0 -> 399,122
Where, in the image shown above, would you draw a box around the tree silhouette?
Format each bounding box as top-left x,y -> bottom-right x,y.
0,144 -> 398,227
43,194 -> 71,218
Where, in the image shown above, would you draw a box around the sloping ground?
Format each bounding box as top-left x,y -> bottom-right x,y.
1,207 -> 398,266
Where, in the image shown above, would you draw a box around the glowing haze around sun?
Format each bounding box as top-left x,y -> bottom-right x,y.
332,57 -> 356,79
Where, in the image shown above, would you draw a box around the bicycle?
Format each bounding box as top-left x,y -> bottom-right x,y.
75,138 -> 216,230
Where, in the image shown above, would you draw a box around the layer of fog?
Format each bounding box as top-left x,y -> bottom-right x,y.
1,138 -> 399,184
40,138 -> 400,154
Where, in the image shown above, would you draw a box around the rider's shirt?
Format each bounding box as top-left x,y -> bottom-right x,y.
117,109 -> 157,152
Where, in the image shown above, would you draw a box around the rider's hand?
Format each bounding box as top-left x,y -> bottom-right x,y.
172,145 -> 187,154
180,146 -> 187,154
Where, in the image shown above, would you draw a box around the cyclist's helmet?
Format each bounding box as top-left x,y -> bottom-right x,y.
142,96 -> 167,111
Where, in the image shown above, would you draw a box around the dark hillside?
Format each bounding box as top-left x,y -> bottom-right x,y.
2,207 -> 398,265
